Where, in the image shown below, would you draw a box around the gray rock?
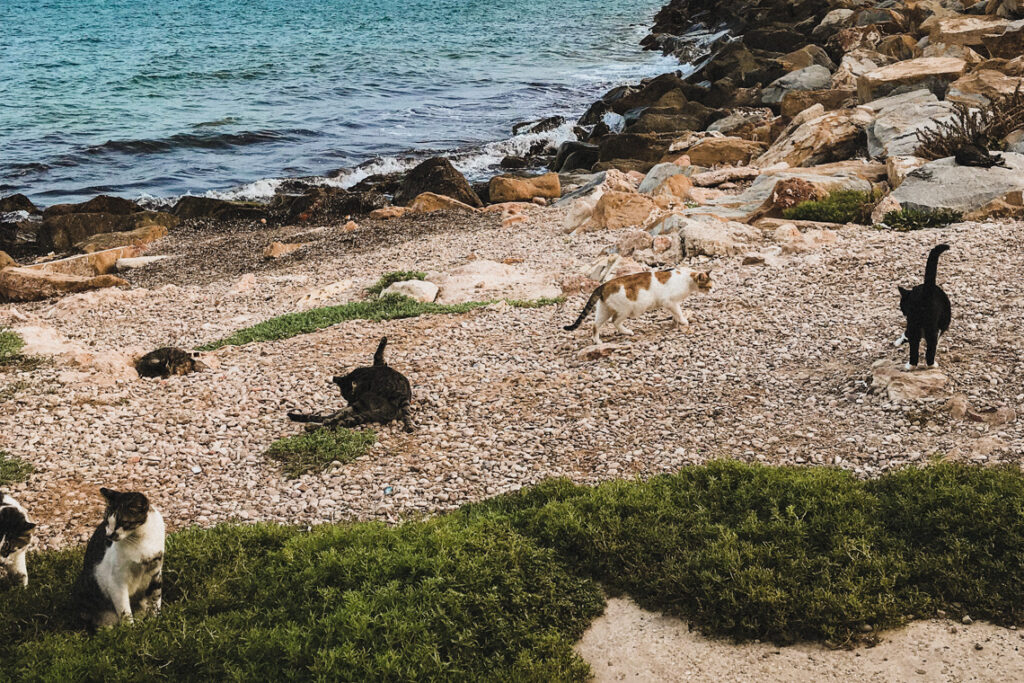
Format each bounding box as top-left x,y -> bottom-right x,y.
862,90 -> 960,159
890,154 -> 1024,212
762,66 -> 832,105
638,163 -> 687,194
116,256 -> 171,271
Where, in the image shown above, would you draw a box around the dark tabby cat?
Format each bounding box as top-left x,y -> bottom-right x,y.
136,347 -> 206,378
895,244 -> 952,370
0,492 -> 35,587
72,488 -> 165,628
288,336 -> 414,432
953,142 -> 1008,169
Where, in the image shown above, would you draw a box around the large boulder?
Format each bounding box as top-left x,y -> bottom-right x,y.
685,137 -> 767,167
982,19 -> 1024,59
946,70 -> 1024,106
408,192 -> 479,214
552,141 -> 600,173
856,57 -> 967,102
861,89 -> 959,158
872,360 -> 948,400
890,154 -> 1024,212
172,196 -> 268,221
26,246 -> 140,277
0,194 -> 39,214
706,108 -> 775,139
598,133 -> 674,163
0,251 -> 17,269
393,157 -> 482,208
637,163 -> 688,194
762,65 -> 832,105
780,89 -> 856,118
488,173 -> 560,203
586,192 -> 660,230
42,195 -> 140,218
928,16 -> 1018,48
75,224 -> 169,253
755,107 -> 873,168
0,266 -> 129,302
38,211 -> 178,252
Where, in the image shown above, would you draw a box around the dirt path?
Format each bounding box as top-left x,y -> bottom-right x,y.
576,598 -> 1024,682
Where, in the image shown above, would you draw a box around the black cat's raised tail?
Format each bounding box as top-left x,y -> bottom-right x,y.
373,337 -> 388,366
564,285 -> 605,331
924,244 -> 950,288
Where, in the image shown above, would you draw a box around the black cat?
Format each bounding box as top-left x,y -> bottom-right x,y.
289,336 -> 414,432
895,244 -> 951,370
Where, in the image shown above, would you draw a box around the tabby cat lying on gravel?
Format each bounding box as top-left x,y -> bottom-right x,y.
564,268 -> 713,344
136,347 -> 206,378
72,488 -> 165,629
0,492 -> 35,587
895,244 -> 952,371
289,336 -> 414,432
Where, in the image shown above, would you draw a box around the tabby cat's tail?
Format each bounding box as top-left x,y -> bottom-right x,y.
924,244 -> 950,288
563,285 -> 604,331
287,410 -> 324,423
373,336 -> 388,366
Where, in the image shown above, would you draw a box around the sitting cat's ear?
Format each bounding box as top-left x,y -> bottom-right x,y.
21,521 -> 36,531
897,286 -> 910,296
100,487 -> 118,503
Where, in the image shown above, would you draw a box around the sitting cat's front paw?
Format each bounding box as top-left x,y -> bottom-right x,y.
927,361 -> 939,370
893,334 -> 907,347
903,363 -> 917,372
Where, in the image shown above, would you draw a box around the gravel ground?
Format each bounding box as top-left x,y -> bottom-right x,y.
1,209 -> 1022,550
577,598 -> 1024,682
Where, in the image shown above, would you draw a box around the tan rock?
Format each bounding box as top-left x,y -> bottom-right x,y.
0,266 -> 129,302
408,192 -> 480,214
871,195 -> 903,224
871,359 -> 948,400
27,246 -> 141,277
876,34 -> 922,61
771,223 -> 838,253
587,192 -> 660,230
616,230 -> 654,257
649,174 -> 695,203
576,343 -> 627,360
929,15 -> 1017,47
482,202 -> 534,214
984,21 -> 1024,59
747,177 -> 829,221
263,242 -> 302,259
685,137 -> 767,167
75,223 -> 168,253
341,220 -> 359,233
380,279 -> 439,303
963,190 -> 1024,220
432,259 -> 559,304
946,69 -> 1024,106
39,211 -> 178,252
920,42 -> 985,65
780,89 -> 857,118
501,214 -> 529,228
886,155 -> 928,188
369,206 -> 412,220
755,109 -> 874,168
488,172 -> 561,203
831,50 -> 891,90
691,167 -> 760,187
0,251 -> 16,270
856,57 -> 967,103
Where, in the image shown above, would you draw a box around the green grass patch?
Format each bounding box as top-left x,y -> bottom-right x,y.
2,462 -> 1022,679
198,294 -> 563,350
880,208 -> 963,232
365,270 -> 427,297
265,427 -> 377,478
0,450 -> 33,486
783,190 -> 876,224
0,327 -> 25,365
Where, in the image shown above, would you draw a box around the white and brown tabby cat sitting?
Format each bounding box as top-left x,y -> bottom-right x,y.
564,267 -> 713,344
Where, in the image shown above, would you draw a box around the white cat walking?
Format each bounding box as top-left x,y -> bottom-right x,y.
564,268 -> 714,344
72,488 -> 165,628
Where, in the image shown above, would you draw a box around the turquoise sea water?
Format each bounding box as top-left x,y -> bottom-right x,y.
0,0 -> 671,204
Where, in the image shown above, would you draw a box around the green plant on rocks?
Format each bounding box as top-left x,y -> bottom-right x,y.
0,450 -> 33,486
782,190 -> 877,224
0,327 -> 25,365
879,208 -> 963,232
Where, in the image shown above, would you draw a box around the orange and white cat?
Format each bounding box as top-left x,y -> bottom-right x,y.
564,268 -> 713,344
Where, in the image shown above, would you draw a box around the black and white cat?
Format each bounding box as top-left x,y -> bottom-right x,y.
895,244 -> 952,370
0,492 -> 35,587
72,488 -> 165,628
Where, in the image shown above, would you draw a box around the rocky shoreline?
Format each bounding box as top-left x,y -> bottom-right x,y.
2,0 -> 1024,551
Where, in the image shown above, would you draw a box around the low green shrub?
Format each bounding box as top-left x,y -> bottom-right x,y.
881,208 -> 963,232
265,427 -> 377,478
783,190 -> 876,224
0,327 -> 25,365
198,294 -> 563,350
366,270 -> 427,297
0,451 -> 33,486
